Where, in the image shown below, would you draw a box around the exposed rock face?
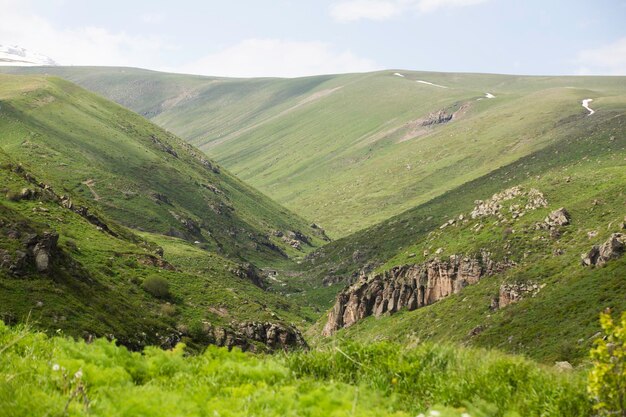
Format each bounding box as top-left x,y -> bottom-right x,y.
544,208 -> 571,227
497,281 -> 541,308
322,252 -> 514,336
279,230 -> 311,251
231,263 -> 266,288
137,254 -> 176,271
27,232 -> 59,273
60,196 -> 118,237
470,186 -> 547,220
236,322 -> 308,351
421,109 -> 453,126
581,233 -> 625,267
193,321 -> 307,352
1,230 -> 59,275
149,134 -> 178,158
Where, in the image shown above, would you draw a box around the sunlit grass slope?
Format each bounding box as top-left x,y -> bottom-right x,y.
0,322 -> 591,417
4,67 -> 625,237
0,74 -> 326,266
0,148 -> 316,350
305,108 -> 626,363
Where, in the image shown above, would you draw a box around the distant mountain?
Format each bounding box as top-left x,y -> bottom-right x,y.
0,44 -> 57,66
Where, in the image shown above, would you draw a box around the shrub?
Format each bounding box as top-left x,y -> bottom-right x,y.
5,190 -> 21,202
589,310 -> 626,417
142,276 -> 170,299
160,303 -> 177,316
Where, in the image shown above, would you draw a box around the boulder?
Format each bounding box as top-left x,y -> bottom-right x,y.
582,233 -> 625,267
498,281 -> 541,308
545,208 -> 571,227
554,361 -> 574,372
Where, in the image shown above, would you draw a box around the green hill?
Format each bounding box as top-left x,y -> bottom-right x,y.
0,74 -> 329,350
303,101 -> 626,363
1,68 -> 624,366
0,74 -> 326,266
3,67 -> 625,238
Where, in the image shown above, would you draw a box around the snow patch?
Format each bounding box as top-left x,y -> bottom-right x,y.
0,44 -> 57,66
582,98 -> 595,115
393,72 -> 405,77
416,80 -> 448,89
485,92 -> 495,99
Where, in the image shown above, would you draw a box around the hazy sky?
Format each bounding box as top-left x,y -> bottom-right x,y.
2,0 -> 625,77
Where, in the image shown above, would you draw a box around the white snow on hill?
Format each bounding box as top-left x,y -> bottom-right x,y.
416,80 -> 448,88
0,44 -> 58,66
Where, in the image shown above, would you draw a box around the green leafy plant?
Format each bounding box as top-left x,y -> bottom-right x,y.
589,310 -> 626,416
142,276 -> 170,299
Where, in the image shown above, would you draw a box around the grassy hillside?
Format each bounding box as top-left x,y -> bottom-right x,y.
0,74 -> 326,266
304,107 -> 626,363
0,74 -> 336,350
0,147 -> 318,350
3,67 -> 625,238
0,322 -> 592,417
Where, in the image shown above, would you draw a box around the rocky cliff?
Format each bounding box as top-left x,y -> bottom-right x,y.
322,252 -> 513,336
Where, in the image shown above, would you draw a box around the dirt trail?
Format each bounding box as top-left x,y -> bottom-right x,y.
82,179 -> 101,201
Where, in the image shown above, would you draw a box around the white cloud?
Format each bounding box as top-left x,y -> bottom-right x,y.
330,0 -> 404,22
0,0 -> 171,67
174,39 -> 379,78
576,37 -> 626,75
416,0 -> 488,13
330,0 -> 489,22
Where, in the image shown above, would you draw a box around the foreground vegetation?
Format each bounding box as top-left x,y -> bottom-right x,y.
0,321 -> 593,417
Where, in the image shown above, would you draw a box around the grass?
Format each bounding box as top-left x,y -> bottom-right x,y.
301,104 -> 626,363
0,73 -> 326,266
0,322 -> 592,417
4,67 -> 625,237
0,138 -> 312,351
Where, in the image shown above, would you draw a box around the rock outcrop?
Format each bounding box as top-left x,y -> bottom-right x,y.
544,208 -> 571,227
26,232 -> 59,273
190,321 -> 307,352
470,186 -> 547,220
581,233 -> 625,267
236,322 -> 308,351
497,281 -> 542,309
230,263 -> 266,288
0,230 -> 59,275
421,109 -> 453,126
322,252 -> 514,336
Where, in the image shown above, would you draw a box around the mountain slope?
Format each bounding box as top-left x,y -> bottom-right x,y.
3,67 -> 625,238
304,105 -> 626,363
0,74 -> 336,350
0,74 -> 326,266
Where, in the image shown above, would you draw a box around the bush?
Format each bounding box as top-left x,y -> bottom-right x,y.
160,303 -> 177,316
589,310 -> 626,417
5,190 -> 21,202
142,276 -> 170,299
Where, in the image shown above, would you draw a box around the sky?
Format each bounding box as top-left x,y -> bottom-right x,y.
1,0 -> 626,77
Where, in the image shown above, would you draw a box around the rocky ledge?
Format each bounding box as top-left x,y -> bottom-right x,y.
168,321 -> 307,352
0,227 -> 59,275
322,252 -> 513,336
581,233 -> 625,267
